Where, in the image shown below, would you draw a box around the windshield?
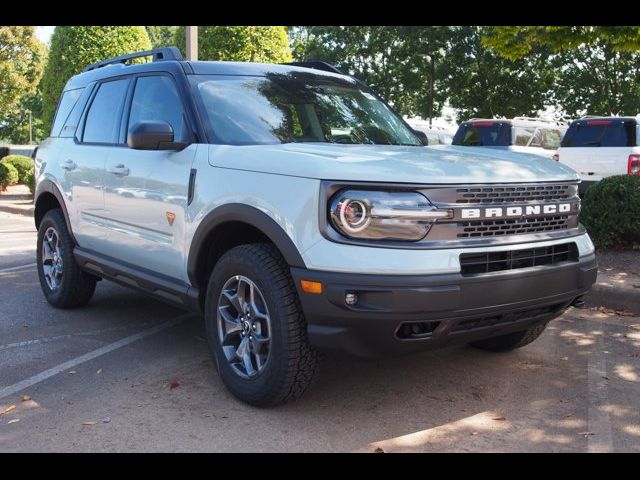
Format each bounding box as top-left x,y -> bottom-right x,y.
452,122 -> 511,146
514,126 -> 565,150
561,120 -> 637,147
192,73 -> 421,146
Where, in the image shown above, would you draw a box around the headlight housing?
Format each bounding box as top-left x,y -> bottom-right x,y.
329,190 -> 452,241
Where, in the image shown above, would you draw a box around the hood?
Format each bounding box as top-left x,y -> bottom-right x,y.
208,143 -> 579,184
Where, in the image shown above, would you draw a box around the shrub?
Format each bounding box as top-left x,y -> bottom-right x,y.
580,175 -> 640,249
0,162 -> 19,191
1,155 -> 34,184
24,169 -> 35,196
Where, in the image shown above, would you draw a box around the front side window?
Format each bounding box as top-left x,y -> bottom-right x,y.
83,79 -> 129,144
128,75 -> 188,142
192,73 -> 421,146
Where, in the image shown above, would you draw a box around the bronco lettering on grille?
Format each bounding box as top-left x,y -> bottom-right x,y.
460,203 -> 572,219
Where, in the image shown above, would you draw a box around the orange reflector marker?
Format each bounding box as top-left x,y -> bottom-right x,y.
300,280 -> 323,295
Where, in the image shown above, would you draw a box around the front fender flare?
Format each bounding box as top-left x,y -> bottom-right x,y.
187,203 -> 307,288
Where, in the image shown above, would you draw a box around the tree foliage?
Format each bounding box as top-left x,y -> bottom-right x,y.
441,27 -> 554,120
0,26 -> 47,143
174,26 -> 292,62
146,26 -> 178,49
482,26 -> 640,61
291,26 -> 449,119
41,26 -> 151,129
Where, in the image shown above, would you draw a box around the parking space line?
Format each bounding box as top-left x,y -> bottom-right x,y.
0,322 -> 159,351
586,320 -> 614,453
0,263 -> 36,274
0,314 -> 192,401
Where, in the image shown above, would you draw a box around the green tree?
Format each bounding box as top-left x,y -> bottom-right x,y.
482,26 -> 640,61
41,26 -> 151,129
549,43 -> 640,116
146,26 -> 178,49
174,26 -> 292,62
291,26 -> 449,119
0,26 -> 47,143
441,26 -> 554,120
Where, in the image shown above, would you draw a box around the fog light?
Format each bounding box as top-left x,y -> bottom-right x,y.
345,292 -> 358,305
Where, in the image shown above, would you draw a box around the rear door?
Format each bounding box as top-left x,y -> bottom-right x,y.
558,119 -> 637,181
62,77 -> 131,252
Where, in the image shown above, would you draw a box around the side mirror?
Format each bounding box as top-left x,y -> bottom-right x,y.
127,121 -> 188,151
412,129 -> 429,146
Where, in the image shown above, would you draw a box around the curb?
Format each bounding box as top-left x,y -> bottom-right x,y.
0,204 -> 34,217
584,279 -> 640,314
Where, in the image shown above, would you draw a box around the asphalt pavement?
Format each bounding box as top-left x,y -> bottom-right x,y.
1,202 -> 639,452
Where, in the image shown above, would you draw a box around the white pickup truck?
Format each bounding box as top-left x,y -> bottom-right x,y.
555,116 -> 640,194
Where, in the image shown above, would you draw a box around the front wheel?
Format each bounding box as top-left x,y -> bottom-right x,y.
36,209 -> 97,308
470,321 -> 549,352
204,243 -> 318,407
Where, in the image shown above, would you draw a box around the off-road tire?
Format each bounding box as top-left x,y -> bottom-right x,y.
470,321 -> 548,352
37,209 -> 97,308
204,243 -> 319,407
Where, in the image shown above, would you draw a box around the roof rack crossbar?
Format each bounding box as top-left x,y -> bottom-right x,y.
282,61 -> 344,75
82,47 -> 183,72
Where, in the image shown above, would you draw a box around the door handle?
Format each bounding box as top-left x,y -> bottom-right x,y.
107,164 -> 130,176
60,159 -> 77,171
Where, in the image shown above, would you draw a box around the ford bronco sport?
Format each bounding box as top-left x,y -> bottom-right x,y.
33,48 -> 597,406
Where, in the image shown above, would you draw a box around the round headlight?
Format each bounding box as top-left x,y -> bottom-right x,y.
338,198 -> 370,233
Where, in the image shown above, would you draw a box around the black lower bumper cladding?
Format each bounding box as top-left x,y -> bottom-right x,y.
291,253 -> 597,357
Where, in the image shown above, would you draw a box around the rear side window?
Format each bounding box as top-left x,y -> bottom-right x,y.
561,120 -> 637,147
82,78 -> 130,144
453,122 -> 511,146
51,88 -> 83,137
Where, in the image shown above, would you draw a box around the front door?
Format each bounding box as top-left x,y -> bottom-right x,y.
102,74 -> 197,281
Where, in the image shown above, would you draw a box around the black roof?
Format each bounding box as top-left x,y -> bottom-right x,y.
64,58 -> 351,91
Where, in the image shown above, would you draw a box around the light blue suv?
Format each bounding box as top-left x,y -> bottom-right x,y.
33,48 -> 597,405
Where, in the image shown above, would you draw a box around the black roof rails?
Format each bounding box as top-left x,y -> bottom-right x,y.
282,61 -> 344,75
82,47 -> 183,72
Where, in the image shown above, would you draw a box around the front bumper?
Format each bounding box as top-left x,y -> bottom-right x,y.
291,254 -> 597,357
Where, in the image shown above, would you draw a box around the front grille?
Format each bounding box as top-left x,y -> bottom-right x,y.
451,304 -> 564,333
457,215 -> 570,238
460,242 -> 578,275
455,184 -> 573,204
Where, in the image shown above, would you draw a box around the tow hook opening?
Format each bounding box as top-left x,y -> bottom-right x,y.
397,321 -> 441,340
571,296 -> 586,309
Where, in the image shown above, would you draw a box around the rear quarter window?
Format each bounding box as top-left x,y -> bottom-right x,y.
561,120 -> 637,147
50,88 -> 84,137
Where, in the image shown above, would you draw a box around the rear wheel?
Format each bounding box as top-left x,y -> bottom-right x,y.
205,243 -> 318,406
470,321 -> 548,352
36,209 -> 97,308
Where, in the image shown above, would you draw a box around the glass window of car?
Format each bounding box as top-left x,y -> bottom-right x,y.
533,128 -> 563,150
82,79 -> 130,144
561,120 -> 637,147
192,73 -> 421,146
452,122 -> 511,146
51,88 -> 83,137
128,75 -> 188,142
513,126 -> 536,146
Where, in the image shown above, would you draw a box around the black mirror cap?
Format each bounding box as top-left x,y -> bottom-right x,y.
412,129 -> 429,146
128,120 -> 187,151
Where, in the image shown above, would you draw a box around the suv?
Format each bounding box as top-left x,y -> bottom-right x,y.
407,121 -> 453,145
34,48 -> 597,406
555,116 -> 640,194
453,117 -> 567,159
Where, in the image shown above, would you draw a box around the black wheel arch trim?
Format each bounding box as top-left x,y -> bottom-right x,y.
187,203 -> 306,288
34,179 -> 77,245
